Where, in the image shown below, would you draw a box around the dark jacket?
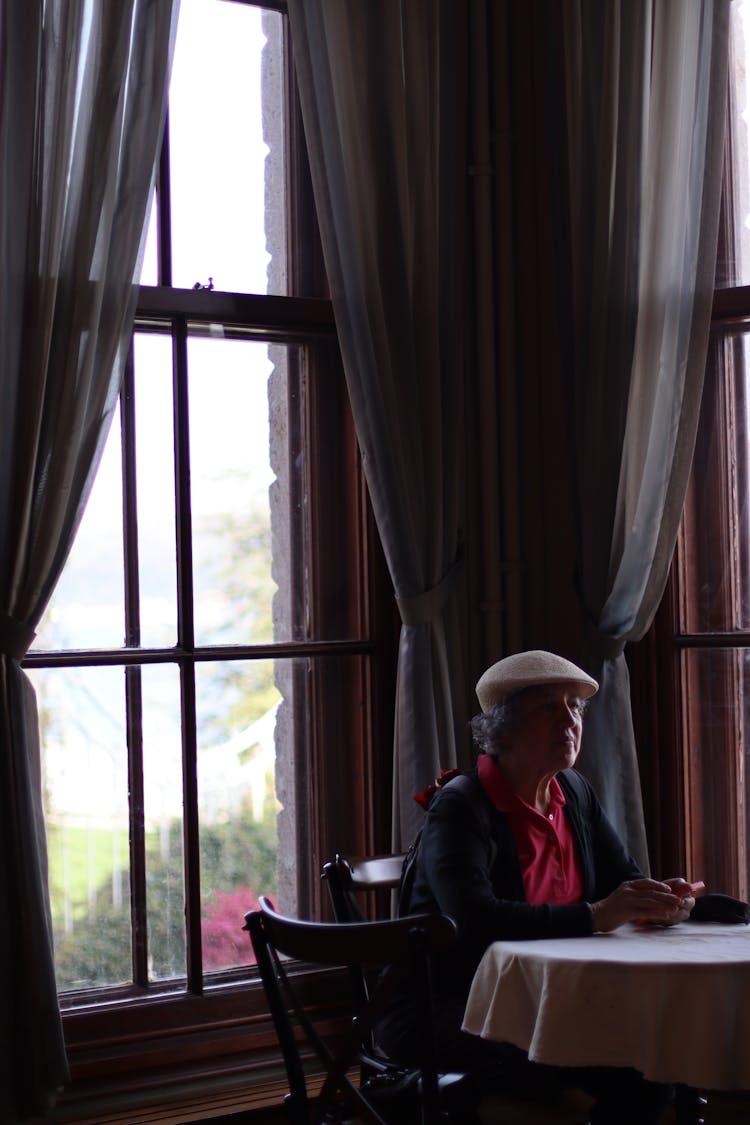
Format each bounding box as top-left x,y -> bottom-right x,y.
401,766 -> 643,1001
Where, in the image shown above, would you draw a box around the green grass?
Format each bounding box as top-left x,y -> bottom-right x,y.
46,822 -> 130,929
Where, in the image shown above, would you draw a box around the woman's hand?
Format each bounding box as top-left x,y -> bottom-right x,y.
590,878 -> 691,932
664,876 -> 705,900
657,877 -> 705,926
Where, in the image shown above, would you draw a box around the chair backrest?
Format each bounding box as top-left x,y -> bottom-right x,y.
321,853 -> 408,1020
245,895 -> 457,1125
322,851 -> 406,924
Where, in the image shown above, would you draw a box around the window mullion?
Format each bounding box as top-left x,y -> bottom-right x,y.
121,346 -> 149,987
172,316 -> 203,990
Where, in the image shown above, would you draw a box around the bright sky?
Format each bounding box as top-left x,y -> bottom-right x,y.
33,2 -> 286,830
35,0 -> 280,653
141,0 -> 274,293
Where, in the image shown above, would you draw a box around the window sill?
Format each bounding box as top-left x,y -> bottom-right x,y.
41,968 -> 346,1125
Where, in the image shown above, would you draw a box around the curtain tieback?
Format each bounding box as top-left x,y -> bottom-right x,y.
577,582 -> 627,662
396,554 -> 463,628
0,613 -> 36,660
593,632 -> 626,661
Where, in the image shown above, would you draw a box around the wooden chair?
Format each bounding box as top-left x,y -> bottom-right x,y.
244,895 -> 478,1124
321,853 -> 410,1071
322,852 -> 405,926
321,850 -> 404,931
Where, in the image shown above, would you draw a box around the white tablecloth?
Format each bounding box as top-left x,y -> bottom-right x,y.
462,922 -> 750,1089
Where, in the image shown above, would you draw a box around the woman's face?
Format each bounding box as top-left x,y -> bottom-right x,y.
506,683 -> 586,777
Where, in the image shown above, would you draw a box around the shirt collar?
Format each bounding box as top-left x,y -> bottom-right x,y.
477,752 -> 567,816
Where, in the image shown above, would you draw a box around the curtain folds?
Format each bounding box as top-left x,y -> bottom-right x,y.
0,1 -> 178,1118
557,0 -> 730,864
287,0 -> 469,849
291,0 -> 731,868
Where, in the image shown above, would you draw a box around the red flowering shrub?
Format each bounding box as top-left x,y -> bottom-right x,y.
202,886 -> 260,970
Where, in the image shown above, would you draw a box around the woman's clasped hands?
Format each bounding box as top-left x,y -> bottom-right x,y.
590,877 -> 705,932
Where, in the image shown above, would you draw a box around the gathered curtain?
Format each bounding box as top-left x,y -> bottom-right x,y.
287,0 -> 469,848
551,0 -> 730,863
0,1 -> 178,1118
289,0 -> 731,866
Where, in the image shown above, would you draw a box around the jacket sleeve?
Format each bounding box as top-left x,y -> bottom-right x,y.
560,769 -> 644,900
416,784 -> 594,951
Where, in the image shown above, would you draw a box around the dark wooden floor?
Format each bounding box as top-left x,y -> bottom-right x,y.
188,1090 -> 750,1125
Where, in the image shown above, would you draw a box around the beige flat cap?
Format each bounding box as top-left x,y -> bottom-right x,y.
475,650 -> 599,712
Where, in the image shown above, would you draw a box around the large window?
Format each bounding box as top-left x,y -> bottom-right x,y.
646,1 -> 750,901
22,2 -> 395,1100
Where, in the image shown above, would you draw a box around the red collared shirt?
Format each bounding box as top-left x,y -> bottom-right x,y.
478,754 -> 584,905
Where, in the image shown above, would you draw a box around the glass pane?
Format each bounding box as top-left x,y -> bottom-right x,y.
142,664 -> 185,981
190,337 -> 361,644
681,331 -> 750,632
33,406 -> 124,652
168,0 -> 286,295
30,665 -> 132,991
681,648 -> 750,900
196,651 -> 369,974
196,659 -> 281,972
190,337 -> 278,646
718,2 -> 750,287
138,189 -> 158,287
134,333 -> 178,648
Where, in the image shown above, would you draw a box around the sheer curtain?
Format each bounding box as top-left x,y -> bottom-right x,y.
555,1 -> 730,863
0,1 -> 178,1118
287,0 -> 469,848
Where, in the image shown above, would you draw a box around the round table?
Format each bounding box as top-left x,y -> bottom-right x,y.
462,921 -> 750,1089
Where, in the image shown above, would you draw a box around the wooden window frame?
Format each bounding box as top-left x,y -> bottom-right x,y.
631,72 -> 750,896
23,6 -> 399,1117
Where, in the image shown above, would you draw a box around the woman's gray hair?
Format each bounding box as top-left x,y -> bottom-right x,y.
469,692 -> 526,756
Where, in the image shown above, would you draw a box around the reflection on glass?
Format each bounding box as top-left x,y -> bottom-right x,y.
168,1 -> 286,295
30,665 -> 132,990
681,332 -> 750,632
32,406 -> 124,652
190,337 -> 278,647
134,333 -> 178,648
718,2 -> 750,287
138,188 -> 158,286
681,647 -> 750,899
196,660 -> 280,973
141,664 -> 185,981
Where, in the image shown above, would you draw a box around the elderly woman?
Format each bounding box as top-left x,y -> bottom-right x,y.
377,650 -> 696,1124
